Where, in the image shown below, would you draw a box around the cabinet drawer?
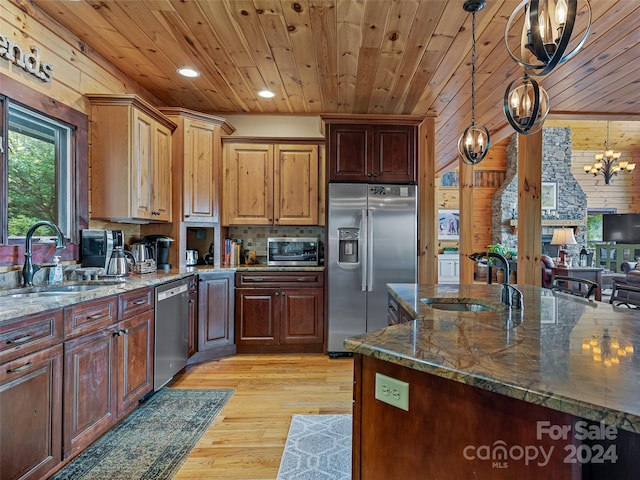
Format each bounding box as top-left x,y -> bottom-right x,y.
119,287 -> 154,319
0,309 -> 63,363
64,296 -> 118,339
235,271 -> 324,288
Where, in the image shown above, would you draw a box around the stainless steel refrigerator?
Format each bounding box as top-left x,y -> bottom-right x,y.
327,183 -> 418,354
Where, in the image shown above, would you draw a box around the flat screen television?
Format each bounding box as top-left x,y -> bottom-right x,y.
602,213 -> 640,243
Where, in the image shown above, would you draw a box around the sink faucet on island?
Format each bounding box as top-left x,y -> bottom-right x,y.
345,283 -> 640,479
22,221 -> 67,287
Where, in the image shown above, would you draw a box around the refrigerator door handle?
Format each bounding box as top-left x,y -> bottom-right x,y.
367,209 -> 374,291
361,209 -> 368,291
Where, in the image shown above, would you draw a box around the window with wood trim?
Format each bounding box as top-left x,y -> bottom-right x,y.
0,74 -> 88,265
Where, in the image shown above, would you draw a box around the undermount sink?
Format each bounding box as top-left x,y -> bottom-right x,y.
46,284 -> 104,293
420,298 -> 499,312
0,281 -> 124,299
6,291 -> 77,298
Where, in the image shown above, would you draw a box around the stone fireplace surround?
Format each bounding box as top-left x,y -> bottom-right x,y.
492,127 -> 588,260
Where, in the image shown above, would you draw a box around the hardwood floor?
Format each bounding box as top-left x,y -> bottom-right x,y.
170,353 -> 354,479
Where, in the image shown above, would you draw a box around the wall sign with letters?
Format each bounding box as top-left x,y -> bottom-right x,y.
0,33 -> 54,82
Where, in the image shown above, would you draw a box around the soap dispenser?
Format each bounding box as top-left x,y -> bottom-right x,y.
50,256 -> 63,284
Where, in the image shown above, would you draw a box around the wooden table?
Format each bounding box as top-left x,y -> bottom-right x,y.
552,265 -> 604,301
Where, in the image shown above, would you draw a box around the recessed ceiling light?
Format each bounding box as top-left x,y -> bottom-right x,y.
258,90 -> 275,98
177,67 -> 200,78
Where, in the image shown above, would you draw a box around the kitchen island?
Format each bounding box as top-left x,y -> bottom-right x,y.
345,284 -> 639,479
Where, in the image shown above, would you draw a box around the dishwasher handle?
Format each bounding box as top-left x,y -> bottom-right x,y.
157,282 -> 189,302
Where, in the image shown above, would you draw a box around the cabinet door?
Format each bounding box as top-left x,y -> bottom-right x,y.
279,287 -> 324,345
198,273 -> 235,352
184,119 -> 218,222
63,326 -> 118,458
223,143 -> 273,225
235,288 -> 279,347
132,108 -> 154,219
274,144 -> 319,225
117,310 -> 154,418
327,124 -> 370,181
1,344 -> 63,480
152,121 -> 172,221
373,125 -> 416,183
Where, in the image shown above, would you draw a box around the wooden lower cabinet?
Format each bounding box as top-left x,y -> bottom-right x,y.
235,271 -> 324,353
0,344 -> 63,480
63,324 -> 119,459
191,271 -> 236,363
116,309 -> 154,418
63,287 -> 155,460
1,285 -> 158,480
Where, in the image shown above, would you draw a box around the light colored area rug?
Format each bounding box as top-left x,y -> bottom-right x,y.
277,414 -> 352,480
50,388 -> 233,480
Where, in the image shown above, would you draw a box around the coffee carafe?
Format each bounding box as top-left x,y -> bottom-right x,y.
107,246 -> 134,276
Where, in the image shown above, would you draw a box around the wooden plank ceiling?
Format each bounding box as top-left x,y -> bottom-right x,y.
23,0 -> 640,173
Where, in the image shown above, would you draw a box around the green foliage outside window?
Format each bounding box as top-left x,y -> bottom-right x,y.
7,131 -> 57,236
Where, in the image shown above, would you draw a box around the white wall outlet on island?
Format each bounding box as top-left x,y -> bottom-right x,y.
375,373 -> 409,411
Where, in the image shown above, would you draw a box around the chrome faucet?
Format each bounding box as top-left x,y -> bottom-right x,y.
501,283 -> 523,309
22,221 -> 67,286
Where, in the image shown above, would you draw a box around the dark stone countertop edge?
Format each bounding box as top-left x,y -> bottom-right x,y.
344,284 -> 640,435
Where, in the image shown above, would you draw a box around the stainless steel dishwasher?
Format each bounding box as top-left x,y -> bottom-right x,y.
154,277 -> 190,390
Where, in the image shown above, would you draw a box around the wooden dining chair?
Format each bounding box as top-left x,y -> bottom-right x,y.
551,275 -> 598,300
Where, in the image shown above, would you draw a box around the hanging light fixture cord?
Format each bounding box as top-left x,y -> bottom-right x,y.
470,9 -> 477,127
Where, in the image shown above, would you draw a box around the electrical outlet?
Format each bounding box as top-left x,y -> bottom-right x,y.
375,373 -> 409,411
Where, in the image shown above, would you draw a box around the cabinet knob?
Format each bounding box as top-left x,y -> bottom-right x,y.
275,291 -> 280,296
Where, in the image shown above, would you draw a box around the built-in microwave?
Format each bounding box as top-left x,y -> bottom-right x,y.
267,237 -> 319,266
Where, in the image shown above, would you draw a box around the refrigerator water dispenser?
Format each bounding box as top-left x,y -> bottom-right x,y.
338,228 -> 359,263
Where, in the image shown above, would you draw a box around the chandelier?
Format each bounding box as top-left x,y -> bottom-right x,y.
583,122 -> 636,185
504,73 -> 549,135
458,0 -> 490,165
504,0 -> 592,76
503,0 -> 591,135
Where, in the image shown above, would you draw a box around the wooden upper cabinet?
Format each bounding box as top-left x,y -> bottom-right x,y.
223,142 -> 319,226
323,115 -> 422,184
224,143 -> 273,225
274,144 -> 318,225
87,94 -> 176,222
158,108 -> 234,224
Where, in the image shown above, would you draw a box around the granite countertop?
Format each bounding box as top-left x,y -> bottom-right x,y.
344,283 -> 640,434
0,264 -> 325,323
0,268 -> 197,323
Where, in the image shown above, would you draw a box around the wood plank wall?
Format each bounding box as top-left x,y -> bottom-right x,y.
438,123 -> 639,256
1,1 -> 162,249
4,1 -> 638,270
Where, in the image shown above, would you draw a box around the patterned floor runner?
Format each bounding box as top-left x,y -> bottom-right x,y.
51,388 -> 233,480
277,414 -> 352,480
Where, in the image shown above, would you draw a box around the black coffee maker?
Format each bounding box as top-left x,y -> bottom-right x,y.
143,234 -> 174,270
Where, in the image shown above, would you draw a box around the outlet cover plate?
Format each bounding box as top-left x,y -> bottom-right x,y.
375,373 -> 409,411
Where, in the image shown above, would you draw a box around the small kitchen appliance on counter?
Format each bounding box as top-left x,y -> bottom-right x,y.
130,241 -> 154,263
143,234 -> 174,270
185,249 -> 199,266
81,229 -> 124,270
